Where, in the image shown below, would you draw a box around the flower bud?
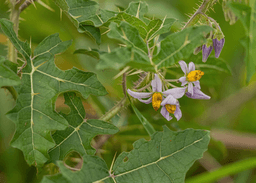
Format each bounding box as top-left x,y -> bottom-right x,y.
213,38 -> 225,58
202,45 -> 213,62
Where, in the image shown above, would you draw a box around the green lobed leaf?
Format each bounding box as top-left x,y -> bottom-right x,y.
0,56 -> 21,87
42,127 -> 210,183
49,92 -> 119,162
1,19 -> 107,167
153,25 -> 212,69
228,2 -> 256,83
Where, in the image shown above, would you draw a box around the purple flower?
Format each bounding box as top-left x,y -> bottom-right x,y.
202,45 -> 213,62
178,61 -> 204,96
160,95 -> 182,121
213,38 -> 225,58
128,74 -> 186,112
186,86 -> 211,100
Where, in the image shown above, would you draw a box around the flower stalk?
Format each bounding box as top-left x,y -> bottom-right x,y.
183,0 -> 217,29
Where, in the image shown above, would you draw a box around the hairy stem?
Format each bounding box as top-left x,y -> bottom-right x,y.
182,0 -> 217,29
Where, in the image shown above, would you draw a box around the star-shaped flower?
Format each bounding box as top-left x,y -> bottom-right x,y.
178,61 -> 204,96
160,95 -> 182,121
128,74 -> 186,111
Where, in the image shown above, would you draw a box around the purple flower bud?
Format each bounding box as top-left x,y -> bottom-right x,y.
202,45 -> 213,63
213,38 -> 225,58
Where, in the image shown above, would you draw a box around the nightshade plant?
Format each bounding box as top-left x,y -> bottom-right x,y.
0,0 -> 253,182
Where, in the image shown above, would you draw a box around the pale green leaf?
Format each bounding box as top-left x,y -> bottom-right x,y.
2,25 -> 107,167
147,18 -> 176,41
0,56 -> 21,87
42,127 -> 210,183
153,26 -> 212,69
96,47 -> 153,71
125,1 -> 149,23
49,92 -> 119,162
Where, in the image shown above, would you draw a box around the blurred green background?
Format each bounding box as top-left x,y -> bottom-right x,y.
0,0 -> 256,182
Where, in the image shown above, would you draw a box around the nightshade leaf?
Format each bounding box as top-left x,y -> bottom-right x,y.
153,25 -> 212,69
0,19 -> 31,63
42,127 -> 210,183
49,92 -> 119,162
53,0 -> 117,44
0,56 -> 21,87
107,22 -> 148,54
1,19 -> 107,167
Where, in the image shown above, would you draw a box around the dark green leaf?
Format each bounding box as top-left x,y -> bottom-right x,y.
42,127 -> 210,183
153,26 -> 212,69
0,56 -> 20,87
49,92 -> 119,162
0,19 -> 31,63
4,31 -> 107,167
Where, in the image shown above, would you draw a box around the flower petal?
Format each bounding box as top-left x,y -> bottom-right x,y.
213,38 -> 225,58
161,95 -> 178,106
188,62 -> 195,72
193,80 -> 201,89
202,45 -> 213,63
178,76 -> 188,86
179,60 -> 188,74
127,89 -> 152,99
186,87 -> 211,99
188,82 -> 193,96
174,105 -> 182,121
138,97 -> 152,104
161,107 -> 173,121
151,74 -> 162,92
162,87 -> 186,99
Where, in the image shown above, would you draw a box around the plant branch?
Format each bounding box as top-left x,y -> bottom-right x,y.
20,0 -> 37,12
182,0 -> 217,29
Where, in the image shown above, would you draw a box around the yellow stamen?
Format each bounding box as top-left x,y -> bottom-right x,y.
187,70 -> 204,82
165,104 -> 176,114
152,92 -> 162,111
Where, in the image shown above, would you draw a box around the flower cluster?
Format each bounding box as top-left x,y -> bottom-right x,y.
127,61 -> 210,121
202,38 -> 225,62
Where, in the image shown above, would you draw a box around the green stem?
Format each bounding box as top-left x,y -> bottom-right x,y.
182,0 -> 217,29
99,97 -> 128,121
8,0 -> 21,63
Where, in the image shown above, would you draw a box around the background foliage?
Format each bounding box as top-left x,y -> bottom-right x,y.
0,0 -> 256,182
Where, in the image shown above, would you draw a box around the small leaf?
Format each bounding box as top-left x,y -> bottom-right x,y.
125,1 -> 149,22
153,25 -> 212,69
128,96 -> 156,136
49,92 -> 119,162
42,127 -> 210,183
0,19 -> 31,62
147,18 -> 176,41
107,22 -> 148,54
2,24 -> 107,167
0,56 -> 20,87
